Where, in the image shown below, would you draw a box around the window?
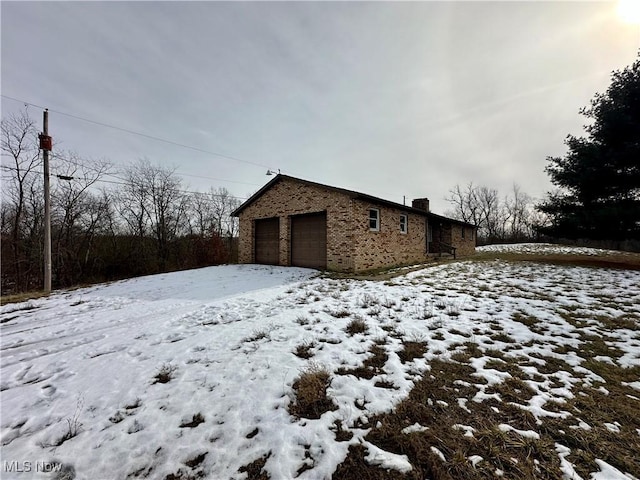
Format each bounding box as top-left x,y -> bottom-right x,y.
400,214 -> 408,234
462,227 -> 465,239
369,209 -> 380,231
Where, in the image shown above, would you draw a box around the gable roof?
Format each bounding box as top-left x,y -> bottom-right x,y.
231,174 -> 476,228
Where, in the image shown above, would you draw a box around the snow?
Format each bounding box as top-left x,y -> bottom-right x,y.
362,441 -> 413,473
2,247 -> 640,479
430,446 -> 446,462
498,424 -> 541,439
623,381 -> 640,391
591,459 -> 639,480
557,443 -> 585,480
452,424 -> 476,438
401,423 -> 428,434
478,242 -> 637,258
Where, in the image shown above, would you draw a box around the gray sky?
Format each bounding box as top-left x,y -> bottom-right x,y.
2,1 -> 638,213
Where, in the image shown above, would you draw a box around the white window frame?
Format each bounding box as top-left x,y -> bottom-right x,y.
369,208 -> 380,232
400,213 -> 408,234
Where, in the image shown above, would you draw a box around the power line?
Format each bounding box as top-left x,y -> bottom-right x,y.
1,94 -> 275,171
52,154 -> 262,191
0,164 -> 250,200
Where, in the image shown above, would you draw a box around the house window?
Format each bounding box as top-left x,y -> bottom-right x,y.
400,214 -> 408,234
369,209 -> 380,231
462,227 -> 465,239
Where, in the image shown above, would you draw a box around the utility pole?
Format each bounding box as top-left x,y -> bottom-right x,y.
40,110 -> 52,293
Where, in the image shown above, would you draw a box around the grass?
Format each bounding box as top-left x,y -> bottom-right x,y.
345,317 -> 368,335
243,327 -> 272,343
238,453 -> 271,480
329,244 -> 639,478
336,344 -> 388,379
153,363 -> 177,384
472,249 -> 640,271
289,363 -> 338,419
335,358 -> 558,479
0,290 -> 50,306
398,341 -> 428,363
179,413 -> 205,428
293,340 -> 316,359
334,344 -> 640,479
8,244 -> 640,479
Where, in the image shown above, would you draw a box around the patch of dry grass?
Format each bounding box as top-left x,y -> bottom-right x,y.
0,290 -> 50,306
336,344 -> 388,379
334,343 -> 640,480
472,249 -> 640,271
153,363 -> 177,384
345,317 -> 368,335
238,453 -> 271,480
289,364 -> 337,419
293,340 -> 317,359
335,358 -> 559,479
398,341 -> 428,364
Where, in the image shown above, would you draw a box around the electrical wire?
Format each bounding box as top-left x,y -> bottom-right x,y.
0,165 -> 250,200
1,94 -> 275,171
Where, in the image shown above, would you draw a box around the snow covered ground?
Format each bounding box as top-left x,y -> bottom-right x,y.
1,247 -> 639,479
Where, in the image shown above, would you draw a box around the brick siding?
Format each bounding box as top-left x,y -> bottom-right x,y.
237,177 -> 476,272
352,200 -> 429,271
237,179 -> 354,271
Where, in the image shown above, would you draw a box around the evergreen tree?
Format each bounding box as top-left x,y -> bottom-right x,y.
538,54 -> 640,240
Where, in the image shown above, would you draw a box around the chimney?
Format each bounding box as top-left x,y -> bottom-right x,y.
412,198 -> 430,212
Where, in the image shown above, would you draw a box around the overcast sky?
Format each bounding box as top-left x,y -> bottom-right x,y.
2,1 -> 638,213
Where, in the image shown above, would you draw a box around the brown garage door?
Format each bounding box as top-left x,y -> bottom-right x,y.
291,212 -> 327,269
255,217 -> 279,265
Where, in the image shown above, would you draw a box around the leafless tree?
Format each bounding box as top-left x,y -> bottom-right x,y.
50,151 -> 113,284
188,192 -> 215,237
504,184 -> 533,240
119,158 -> 188,270
1,109 -> 42,290
210,187 -> 240,238
446,182 -> 538,244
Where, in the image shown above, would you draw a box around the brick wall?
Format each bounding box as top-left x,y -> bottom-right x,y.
237,177 -> 475,272
237,178 -> 354,271
450,224 -> 477,257
352,200 -> 429,271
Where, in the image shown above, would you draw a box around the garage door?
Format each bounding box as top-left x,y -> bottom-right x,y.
291,212 -> 327,269
255,217 -> 279,265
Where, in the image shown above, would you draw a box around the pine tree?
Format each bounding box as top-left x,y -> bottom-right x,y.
539,54 -> 640,240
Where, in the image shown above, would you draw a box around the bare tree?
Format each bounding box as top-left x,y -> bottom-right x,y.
119,158 -> 188,271
210,187 -> 240,238
50,152 -> 113,284
504,184 -> 532,240
188,192 -> 215,237
1,109 -> 42,290
446,183 -> 481,226
446,182 -> 537,244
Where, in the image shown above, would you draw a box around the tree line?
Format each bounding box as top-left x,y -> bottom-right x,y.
1,110 -> 240,294
445,182 -> 546,245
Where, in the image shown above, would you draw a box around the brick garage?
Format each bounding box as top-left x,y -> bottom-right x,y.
232,175 -> 476,273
